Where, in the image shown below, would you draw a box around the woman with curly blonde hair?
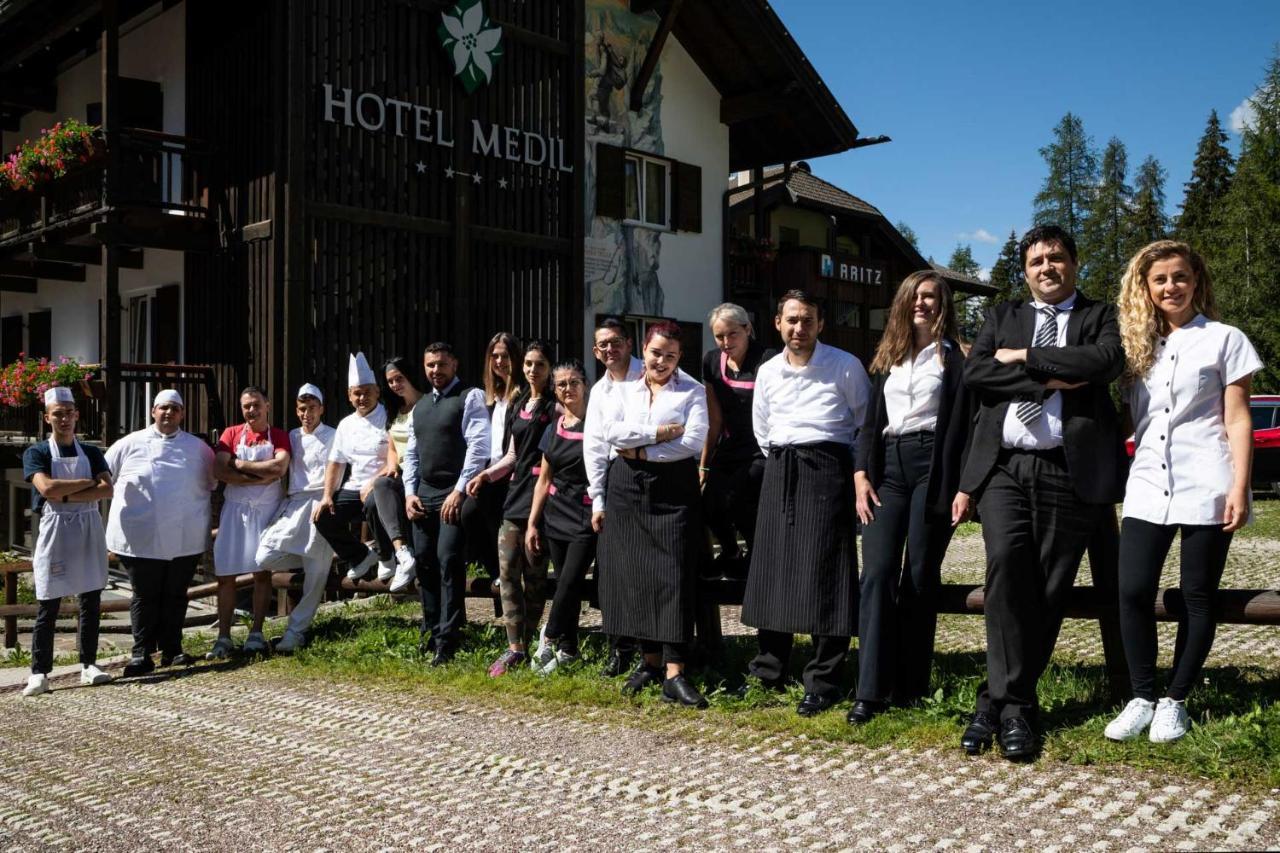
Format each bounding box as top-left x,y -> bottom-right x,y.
1105,240 -> 1261,745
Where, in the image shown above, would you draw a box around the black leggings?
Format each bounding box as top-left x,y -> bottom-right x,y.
1118,517 -> 1233,701
544,536 -> 597,653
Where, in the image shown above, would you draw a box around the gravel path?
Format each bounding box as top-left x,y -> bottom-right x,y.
2,666 -> 1277,852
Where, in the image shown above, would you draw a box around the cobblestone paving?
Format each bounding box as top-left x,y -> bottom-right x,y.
2,668 -> 1277,852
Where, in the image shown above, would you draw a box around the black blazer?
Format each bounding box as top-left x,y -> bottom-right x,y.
958,294 -> 1126,504
855,339 -> 972,517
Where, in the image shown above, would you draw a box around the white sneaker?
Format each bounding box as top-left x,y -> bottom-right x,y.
80,664 -> 111,686
275,629 -> 305,654
1104,697 -> 1155,741
539,649 -> 577,677
389,546 -> 417,593
242,631 -> 269,655
1149,697 -> 1190,743
22,673 -> 49,697
205,636 -> 235,660
375,541 -> 396,582
346,546 -> 379,581
530,625 -> 555,671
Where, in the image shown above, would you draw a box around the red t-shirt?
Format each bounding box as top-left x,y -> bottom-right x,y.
215,423 -> 290,457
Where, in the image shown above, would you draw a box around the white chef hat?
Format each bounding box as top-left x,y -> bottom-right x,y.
296,382 -> 324,403
43,386 -> 74,407
153,389 -> 184,407
348,352 -> 376,387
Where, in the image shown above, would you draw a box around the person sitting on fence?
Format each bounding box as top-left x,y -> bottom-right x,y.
105,389 -> 216,677
254,384 -> 337,653
22,386 -> 114,697
207,386 -> 290,660
1104,240 -> 1262,744
312,354 -> 392,588
365,357 -> 425,594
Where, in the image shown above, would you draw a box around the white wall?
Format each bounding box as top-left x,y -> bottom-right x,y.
2,3 -> 187,365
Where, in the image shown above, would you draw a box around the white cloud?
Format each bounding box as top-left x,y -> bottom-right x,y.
958,228 -> 999,245
977,266 -> 991,282
1230,94 -> 1258,135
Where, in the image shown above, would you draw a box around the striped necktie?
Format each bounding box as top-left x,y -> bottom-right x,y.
1014,305 -> 1060,426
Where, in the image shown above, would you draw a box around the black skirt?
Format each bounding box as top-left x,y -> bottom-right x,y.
597,455 -> 700,644
741,442 -> 859,636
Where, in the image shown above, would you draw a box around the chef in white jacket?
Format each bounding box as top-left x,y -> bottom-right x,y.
208,386 -> 290,660
106,389 -> 216,677
255,384 -> 337,651
21,386 -> 114,697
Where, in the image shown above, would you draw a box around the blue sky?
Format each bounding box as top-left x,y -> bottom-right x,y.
771,0 -> 1278,276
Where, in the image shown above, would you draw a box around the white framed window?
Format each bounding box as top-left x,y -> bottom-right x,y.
623,152 -> 670,229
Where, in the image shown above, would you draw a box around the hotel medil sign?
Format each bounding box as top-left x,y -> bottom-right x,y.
820,253 -> 884,285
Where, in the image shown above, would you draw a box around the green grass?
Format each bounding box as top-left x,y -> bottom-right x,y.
252,599 -> 1280,791
1239,494 -> 1280,539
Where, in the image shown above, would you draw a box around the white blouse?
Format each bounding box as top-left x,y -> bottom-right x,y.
601,369 -> 708,464
1123,315 -> 1262,526
753,342 -> 871,451
489,399 -> 508,466
883,341 -> 949,436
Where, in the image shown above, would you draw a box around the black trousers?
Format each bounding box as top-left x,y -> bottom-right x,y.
121,554 -> 200,659
411,506 -> 467,652
857,433 -> 953,704
975,448 -> 1099,722
1118,517 -> 1233,702
314,489 -> 383,564
749,630 -> 849,697
32,591 -> 101,675
545,536 -> 596,653
462,478 -> 507,583
370,475 -> 409,547
639,640 -> 687,665
703,455 -> 765,556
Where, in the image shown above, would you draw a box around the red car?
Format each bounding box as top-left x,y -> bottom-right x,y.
1125,395 -> 1280,492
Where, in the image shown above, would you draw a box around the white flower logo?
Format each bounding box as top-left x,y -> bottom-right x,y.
439,1 -> 503,94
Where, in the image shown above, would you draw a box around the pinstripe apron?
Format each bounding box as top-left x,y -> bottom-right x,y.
597,456 -> 700,644
741,442 -> 859,636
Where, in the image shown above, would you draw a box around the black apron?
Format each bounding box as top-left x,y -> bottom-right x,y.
540,416 -> 594,542
501,397 -> 555,521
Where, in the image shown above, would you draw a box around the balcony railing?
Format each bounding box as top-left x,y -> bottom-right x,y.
0,128 -> 215,246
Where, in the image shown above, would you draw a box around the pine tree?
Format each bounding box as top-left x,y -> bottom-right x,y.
896,220 -> 920,249
947,243 -> 981,278
1081,137 -> 1132,302
1215,49 -> 1280,391
1033,113 -> 1097,235
1176,110 -> 1235,245
947,243 -> 985,339
987,230 -> 1024,304
1128,155 -> 1169,249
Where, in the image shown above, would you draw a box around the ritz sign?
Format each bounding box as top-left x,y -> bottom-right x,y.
820,253 -> 884,285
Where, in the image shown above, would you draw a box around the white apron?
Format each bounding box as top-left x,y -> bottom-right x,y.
213,429 -> 284,576
32,439 -> 109,600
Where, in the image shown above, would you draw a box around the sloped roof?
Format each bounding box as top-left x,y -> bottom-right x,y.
930,261 -> 987,290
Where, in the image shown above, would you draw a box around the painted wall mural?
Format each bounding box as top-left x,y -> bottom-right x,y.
583,0 -> 664,316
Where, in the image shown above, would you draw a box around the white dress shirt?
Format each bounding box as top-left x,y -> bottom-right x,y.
489,399 -> 509,466
287,423 -> 336,496
104,426 -> 217,560
1001,292 -> 1077,450
584,355 -> 644,512
602,369 -> 709,466
753,342 -> 871,451
883,340 -> 949,436
401,378 -> 491,496
1123,315 -> 1262,526
329,404 -> 388,493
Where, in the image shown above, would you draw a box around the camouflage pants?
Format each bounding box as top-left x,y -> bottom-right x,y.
498,519 -> 549,646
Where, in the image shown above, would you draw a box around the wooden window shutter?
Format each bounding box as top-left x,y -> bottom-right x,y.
678,320 -> 703,378
672,161 -> 702,233
595,143 -> 626,219
27,310 -> 51,360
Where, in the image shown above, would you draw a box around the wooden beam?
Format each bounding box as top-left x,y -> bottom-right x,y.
629,0 -> 666,14
0,276 -> 37,293
241,218 -> 272,242
719,82 -> 799,125
630,0 -> 684,112
28,242 -> 144,268
0,260 -> 86,281
91,221 -> 214,253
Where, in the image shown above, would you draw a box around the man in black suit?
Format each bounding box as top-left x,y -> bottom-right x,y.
957,225 -> 1125,759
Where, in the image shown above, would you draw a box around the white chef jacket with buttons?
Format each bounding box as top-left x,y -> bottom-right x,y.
753,342 -> 871,451
1001,292 -> 1076,450
104,426 -> 217,560
883,340 -> 949,436
1123,315 -> 1261,526
329,404 -> 389,494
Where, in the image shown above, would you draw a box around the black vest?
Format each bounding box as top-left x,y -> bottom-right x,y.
412,381 -> 472,505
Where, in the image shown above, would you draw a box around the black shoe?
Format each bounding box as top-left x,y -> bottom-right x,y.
961,711 -> 998,754
123,656 -> 155,677
602,648 -> 634,678
160,652 -> 195,668
621,664 -> 663,695
662,674 -> 709,708
796,691 -> 837,717
998,716 -> 1038,760
430,649 -> 455,667
733,676 -> 785,699
846,699 -> 886,725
